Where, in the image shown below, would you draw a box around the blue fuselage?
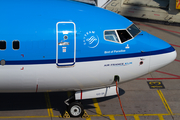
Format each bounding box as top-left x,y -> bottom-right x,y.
0,0 -> 174,65
0,0 -> 176,92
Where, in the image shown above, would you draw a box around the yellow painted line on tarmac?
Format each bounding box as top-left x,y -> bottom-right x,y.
158,115 -> 164,120
157,90 -> 173,115
0,116 -> 48,119
89,113 -> 170,117
121,113 -> 170,117
0,116 -> 49,119
108,115 -> 115,120
0,90 -> 178,120
0,113 -> 178,119
0,115 -> 62,119
44,92 -> 54,117
86,117 -> 91,120
92,98 -> 102,116
134,115 -> 140,120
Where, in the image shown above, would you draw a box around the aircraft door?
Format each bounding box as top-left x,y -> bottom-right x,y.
56,22 -> 76,66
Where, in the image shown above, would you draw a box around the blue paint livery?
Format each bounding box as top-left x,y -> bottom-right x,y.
0,0 -> 175,65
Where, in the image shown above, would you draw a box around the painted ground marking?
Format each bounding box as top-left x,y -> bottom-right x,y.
92,98 -> 102,116
44,92 -> 54,117
137,70 -> 180,80
175,59 -> 180,62
147,81 -> 165,89
157,90 -> 173,115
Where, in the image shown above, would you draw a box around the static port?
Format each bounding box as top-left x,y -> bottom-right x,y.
1,60 -> 6,66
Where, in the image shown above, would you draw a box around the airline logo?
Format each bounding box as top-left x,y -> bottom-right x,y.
86,36 -> 97,44
83,31 -> 99,48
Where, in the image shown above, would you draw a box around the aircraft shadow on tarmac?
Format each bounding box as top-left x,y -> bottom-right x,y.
0,88 -> 125,116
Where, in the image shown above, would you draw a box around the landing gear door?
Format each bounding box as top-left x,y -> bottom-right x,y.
56,22 -> 76,67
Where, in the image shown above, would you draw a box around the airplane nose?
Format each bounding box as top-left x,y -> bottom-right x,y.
149,46 -> 177,72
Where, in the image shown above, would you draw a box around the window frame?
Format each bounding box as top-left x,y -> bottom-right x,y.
127,24 -> 141,38
104,24 -> 141,44
12,40 -> 20,50
117,29 -> 133,43
104,29 -> 133,44
104,30 -> 120,43
0,40 -> 6,50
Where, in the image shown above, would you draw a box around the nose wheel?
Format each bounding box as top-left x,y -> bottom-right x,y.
64,95 -> 84,117
67,101 -> 84,117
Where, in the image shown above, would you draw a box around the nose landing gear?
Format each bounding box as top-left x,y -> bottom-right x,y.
64,95 -> 85,117
68,101 -> 84,117
64,86 -> 117,117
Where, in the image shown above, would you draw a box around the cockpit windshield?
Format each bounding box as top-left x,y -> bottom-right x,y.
127,24 -> 141,37
104,24 -> 141,44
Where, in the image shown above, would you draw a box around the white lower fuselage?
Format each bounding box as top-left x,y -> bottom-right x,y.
0,51 -> 176,93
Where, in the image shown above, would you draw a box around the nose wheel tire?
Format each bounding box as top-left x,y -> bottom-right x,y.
68,101 -> 84,117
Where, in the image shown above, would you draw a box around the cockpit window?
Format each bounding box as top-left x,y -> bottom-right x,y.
117,30 -> 132,43
127,24 -> 141,37
104,24 -> 141,44
104,31 -> 119,42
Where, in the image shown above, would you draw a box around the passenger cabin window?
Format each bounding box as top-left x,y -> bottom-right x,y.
0,41 -> 6,50
104,31 -> 119,42
13,40 -> 20,50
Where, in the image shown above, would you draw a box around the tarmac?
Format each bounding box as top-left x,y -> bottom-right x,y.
0,21 -> 179,120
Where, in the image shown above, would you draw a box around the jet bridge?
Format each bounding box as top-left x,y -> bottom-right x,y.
105,0 -> 180,23
75,0 -> 180,23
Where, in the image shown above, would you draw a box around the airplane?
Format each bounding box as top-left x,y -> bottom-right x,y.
0,0 -> 177,117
